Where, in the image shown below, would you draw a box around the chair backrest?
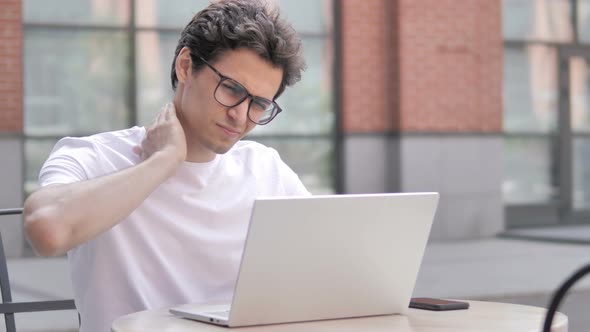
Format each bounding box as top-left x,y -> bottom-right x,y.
0,208 -> 77,332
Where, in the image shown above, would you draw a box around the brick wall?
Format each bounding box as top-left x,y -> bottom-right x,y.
0,0 -> 23,133
340,0 -> 502,133
341,0 -> 396,132
398,0 -> 502,132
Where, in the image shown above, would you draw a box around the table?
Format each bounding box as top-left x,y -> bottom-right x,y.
112,300 -> 568,332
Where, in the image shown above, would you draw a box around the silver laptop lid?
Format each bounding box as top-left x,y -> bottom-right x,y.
228,192 -> 439,326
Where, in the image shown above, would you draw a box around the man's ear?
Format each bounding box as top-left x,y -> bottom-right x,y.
175,46 -> 192,84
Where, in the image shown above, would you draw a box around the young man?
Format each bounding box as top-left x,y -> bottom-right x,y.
23,1 -> 309,331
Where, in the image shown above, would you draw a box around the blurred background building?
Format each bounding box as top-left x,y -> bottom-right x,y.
0,0 -> 589,257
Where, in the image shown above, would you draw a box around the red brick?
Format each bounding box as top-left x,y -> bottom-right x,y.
0,0 -> 22,133
340,0 -> 502,133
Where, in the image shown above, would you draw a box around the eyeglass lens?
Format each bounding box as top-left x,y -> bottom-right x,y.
215,78 -> 276,124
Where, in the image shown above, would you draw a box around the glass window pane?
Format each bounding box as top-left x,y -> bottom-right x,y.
252,37 -> 334,136
136,31 -> 178,125
135,0 -> 332,33
135,0 -> 209,28
577,0 -> 590,42
24,138 -> 60,195
569,56 -> 590,132
24,0 -> 130,26
573,137 -> 590,209
503,45 -> 557,133
503,0 -> 572,41
276,0 -> 332,34
250,137 -> 334,194
25,29 -> 130,135
503,137 -> 558,204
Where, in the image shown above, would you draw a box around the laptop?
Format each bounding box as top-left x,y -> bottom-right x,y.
170,192 -> 439,327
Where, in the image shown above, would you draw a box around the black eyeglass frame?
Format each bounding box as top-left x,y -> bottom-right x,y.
198,56 -> 283,125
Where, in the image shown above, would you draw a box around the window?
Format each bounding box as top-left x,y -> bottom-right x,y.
503,0 -> 573,42
23,0 -> 335,194
502,0 -> 590,225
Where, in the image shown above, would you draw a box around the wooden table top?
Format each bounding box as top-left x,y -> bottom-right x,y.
112,300 -> 568,332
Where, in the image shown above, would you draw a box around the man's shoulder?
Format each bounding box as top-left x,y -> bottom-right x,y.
54,126 -> 144,150
227,140 -> 309,195
86,126 -> 145,146
48,126 -> 144,168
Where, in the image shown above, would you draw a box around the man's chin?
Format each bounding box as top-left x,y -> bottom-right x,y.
211,142 -> 237,155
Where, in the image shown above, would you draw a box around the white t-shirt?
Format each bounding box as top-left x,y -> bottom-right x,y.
39,126 -> 310,332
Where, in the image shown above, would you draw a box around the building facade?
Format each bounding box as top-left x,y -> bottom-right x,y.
340,0 -> 503,241
12,0 -> 590,256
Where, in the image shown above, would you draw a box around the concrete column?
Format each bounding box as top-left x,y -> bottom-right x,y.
0,136 -> 24,257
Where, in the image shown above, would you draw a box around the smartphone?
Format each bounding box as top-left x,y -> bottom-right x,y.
409,298 -> 469,311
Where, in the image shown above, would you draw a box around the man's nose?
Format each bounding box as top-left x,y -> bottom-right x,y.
226,98 -> 250,124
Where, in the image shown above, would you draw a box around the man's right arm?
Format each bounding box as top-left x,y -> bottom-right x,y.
24,103 -> 186,257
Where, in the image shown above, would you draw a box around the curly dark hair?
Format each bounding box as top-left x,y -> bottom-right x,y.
170,0 -> 305,99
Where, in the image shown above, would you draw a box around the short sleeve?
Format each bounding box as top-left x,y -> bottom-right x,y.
39,137 -> 101,187
268,148 -> 312,196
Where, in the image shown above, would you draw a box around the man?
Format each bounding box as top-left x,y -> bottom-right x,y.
23,1 -> 309,331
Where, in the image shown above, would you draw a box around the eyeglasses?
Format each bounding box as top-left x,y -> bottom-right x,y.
199,56 -> 282,125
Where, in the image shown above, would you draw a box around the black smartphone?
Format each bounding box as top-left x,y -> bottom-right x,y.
409,298 -> 469,311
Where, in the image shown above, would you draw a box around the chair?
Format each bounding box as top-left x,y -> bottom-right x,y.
0,208 -> 77,332
542,262 -> 590,332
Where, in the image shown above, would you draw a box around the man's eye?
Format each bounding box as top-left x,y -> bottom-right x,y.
252,100 -> 271,112
222,82 -> 245,95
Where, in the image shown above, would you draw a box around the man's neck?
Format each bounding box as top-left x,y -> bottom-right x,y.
185,145 -> 217,163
